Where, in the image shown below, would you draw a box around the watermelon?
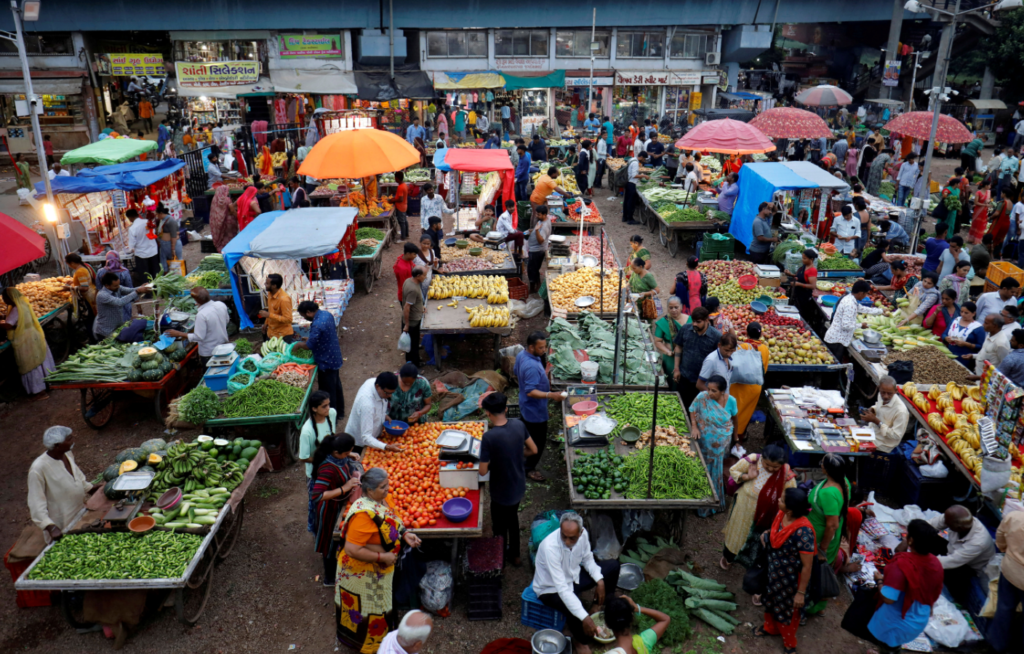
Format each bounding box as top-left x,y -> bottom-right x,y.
103,464 -> 121,481
139,465 -> 156,474
140,438 -> 167,454
104,483 -> 126,501
233,438 -> 245,445
128,369 -> 143,382
132,356 -> 144,369
114,449 -> 135,464
247,440 -> 262,450
240,447 -> 259,461
142,369 -> 162,381
132,448 -> 148,464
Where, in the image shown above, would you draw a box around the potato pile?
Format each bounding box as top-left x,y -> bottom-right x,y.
548,268 -> 621,312
0,277 -> 73,318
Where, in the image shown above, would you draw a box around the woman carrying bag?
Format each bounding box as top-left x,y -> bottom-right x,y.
721,444 -> 796,572
730,322 -> 770,443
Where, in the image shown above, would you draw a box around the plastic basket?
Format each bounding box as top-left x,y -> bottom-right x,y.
507,277 -> 529,301
468,578 -> 503,621
738,274 -> 758,290
986,261 -> 1024,288
200,239 -> 218,254
506,404 -> 522,419
521,585 -> 566,631
5,546 -> 51,608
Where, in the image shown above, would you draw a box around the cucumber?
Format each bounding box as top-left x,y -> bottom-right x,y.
192,516 -> 217,525
193,509 -> 216,516
192,503 -> 217,510
152,515 -> 168,524
164,521 -> 187,528
186,523 -> 203,529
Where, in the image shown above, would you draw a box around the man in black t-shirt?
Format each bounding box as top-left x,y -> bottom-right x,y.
479,392 -> 537,566
646,131 -> 666,167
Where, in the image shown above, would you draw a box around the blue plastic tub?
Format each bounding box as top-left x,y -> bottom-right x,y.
383,419 -> 409,437
820,294 -> 840,307
441,497 -> 472,523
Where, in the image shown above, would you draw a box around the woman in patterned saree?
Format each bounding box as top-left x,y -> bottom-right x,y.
336,467 -> 422,653
309,434 -> 359,587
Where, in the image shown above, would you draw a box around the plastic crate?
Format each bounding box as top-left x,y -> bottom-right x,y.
986,261 -> 1024,288
521,584 -> 566,631
468,577 -> 503,621
506,404 -> 522,419
4,546 -> 51,608
507,277 -> 529,301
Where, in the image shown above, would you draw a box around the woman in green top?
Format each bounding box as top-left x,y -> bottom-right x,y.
603,595 -> 671,654
388,362 -> 433,424
806,453 -> 851,616
628,257 -> 659,321
14,153 -> 31,190
652,297 -> 688,388
629,235 -> 652,270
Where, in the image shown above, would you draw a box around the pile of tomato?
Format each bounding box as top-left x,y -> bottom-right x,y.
362,421 -> 485,529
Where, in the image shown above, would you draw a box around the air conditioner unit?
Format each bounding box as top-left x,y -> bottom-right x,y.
705,52 -> 720,66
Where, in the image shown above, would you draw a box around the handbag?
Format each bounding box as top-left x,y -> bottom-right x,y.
640,296 -> 657,321
725,454 -> 759,497
808,555 -> 842,604
730,346 -> 764,385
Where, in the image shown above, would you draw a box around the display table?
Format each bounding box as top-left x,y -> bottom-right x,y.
420,297 -> 513,371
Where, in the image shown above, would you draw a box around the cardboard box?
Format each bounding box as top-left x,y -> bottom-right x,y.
758,276 -> 782,288
440,463 -> 481,490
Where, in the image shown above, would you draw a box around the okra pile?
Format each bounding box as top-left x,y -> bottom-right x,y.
28,531 -> 203,581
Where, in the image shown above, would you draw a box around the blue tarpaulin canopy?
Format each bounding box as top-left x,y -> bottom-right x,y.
222,208 -> 358,328
730,163 -> 818,250
34,159 -> 186,198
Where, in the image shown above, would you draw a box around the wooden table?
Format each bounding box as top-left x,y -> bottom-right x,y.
420,293 -> 513,371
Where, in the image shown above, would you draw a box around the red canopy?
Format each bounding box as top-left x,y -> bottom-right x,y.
0,212 -> 46,276
675,118 -> 776,155
441,149 -> 518,228
883,111 -> 974,145
750,107 -> 832,139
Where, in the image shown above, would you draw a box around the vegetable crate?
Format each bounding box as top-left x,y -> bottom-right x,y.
521,584 -> 566,631
467,577 -> 502,621
985,261 -> 1024,288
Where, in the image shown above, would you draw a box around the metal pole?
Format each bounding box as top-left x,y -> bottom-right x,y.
916,0 -> 960,214
884,0 -> 905,100
647,375 -> 660,499
599,228 -> 605,314
587,8 -> 596,115
389,0 -> 395,80
907,52 -> 920,113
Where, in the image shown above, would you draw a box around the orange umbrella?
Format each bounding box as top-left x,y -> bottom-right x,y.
297,129 -> 420,179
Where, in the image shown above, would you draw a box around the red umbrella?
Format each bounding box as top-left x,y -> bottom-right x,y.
750,107 -> 833,139
795,84 -> 853,107
0,212 -> 46,276
675,118 -> 776,155
883,111 -> 974,144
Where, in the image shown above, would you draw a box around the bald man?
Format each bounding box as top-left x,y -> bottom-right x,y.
378,609 -> 432,654
900,505 -> 995,605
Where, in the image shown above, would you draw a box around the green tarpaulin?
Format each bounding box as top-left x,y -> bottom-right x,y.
502,70 -> 566,90
61,139 -> 157,166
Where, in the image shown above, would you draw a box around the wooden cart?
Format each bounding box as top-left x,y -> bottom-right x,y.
639,194 -> 716,258
47,344 -> 200,429
420,293 -> 513,371
349,228 -> 391,294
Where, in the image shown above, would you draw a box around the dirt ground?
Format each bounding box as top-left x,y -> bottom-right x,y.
0,153 -> 968,654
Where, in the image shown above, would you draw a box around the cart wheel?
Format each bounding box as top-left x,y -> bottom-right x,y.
285,422 -> 300,461
363,265 -> 375,293
214,499 -> 245,562
667,232 -> 680,258
60,591 -> 96,630
43,315 -> 70,363
659,222 -> 668,247
645,210 -> 656,234
372,257 -> 383,280
175,558 -> 214,626
81,388 -> 115,429
186,544 -> 216,590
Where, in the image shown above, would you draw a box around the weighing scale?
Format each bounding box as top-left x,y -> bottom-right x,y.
207,343 -> 238,368
436,430 -> 481,463
851,339 -> 887,363
482,231 -> 504,250
566,414 -> 617,447
754,264 -> 782,283
102,471 -> 156,523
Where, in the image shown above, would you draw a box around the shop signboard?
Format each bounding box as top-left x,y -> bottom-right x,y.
278,34 -> 343,59
615,71 -> 703,87
495,58 -> 548,72
702,74 -> 721,85
883,60 -> 901,87
175,61 -> 260,88
102,53 -> 166,77
566,76 -> 614,87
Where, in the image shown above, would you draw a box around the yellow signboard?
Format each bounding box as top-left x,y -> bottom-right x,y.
105,53 -> 165,77
175,61 -> 260,88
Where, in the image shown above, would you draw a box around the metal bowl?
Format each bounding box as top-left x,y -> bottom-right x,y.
589,612 -> 616,643
580,255 -> 598,267
531,630 -> 567,654
575,296 -> 597,308
618,563 -> 644,590
549,234 -> 567,243
862,329 -> 883,345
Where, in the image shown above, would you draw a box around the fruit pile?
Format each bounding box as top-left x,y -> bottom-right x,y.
428,275 -> 508,303
861,315 -> 956,356
762,325 -> 833,365
339,191 -> 393,217
361,422 -> 480,529
883,254 -> 923,278
549,267 -> 622,312
902,382 -> 987,478
149,436 -> 253,498
466,304 -> 511,327
717,305 -> 803,328
0,277 -> 73,318
565,200 -> 602,224
569,235 -> 618,270
255,151 -> 288,170
707,279 -> 787,306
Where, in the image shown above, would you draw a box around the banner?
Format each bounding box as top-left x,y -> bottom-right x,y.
278,34 -> 343,59
104,53 -> 165,77
615,71 -> 704,87
175,61 -> 260,88
883,60 -> 902,87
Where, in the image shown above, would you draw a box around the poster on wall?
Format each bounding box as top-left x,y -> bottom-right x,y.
883,60 -> 901,87
278,34 -> 343,58
175,61 -> 260,87
103,53 -> 166,77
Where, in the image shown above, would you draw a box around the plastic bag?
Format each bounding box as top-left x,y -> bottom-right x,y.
510,297 -> 544,319
238,354 -> 262,376
981,454 -> 1012,493
419,561 -> 453,614
227,371 -> 255,394
259,352 -> 285,375
530,510 -> 570,565
397,331 -> 412,353
590,513 -> 621,560
285,342 -> 316,365
925,595 -> 971,648
621,509 -> 654,543
499,344 -> 524,359
920,460 -> 949,479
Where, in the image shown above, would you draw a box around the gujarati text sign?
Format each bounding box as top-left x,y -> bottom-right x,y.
279,34 -> 343,58
175,61 -> 260,88
107,53 -> 165,77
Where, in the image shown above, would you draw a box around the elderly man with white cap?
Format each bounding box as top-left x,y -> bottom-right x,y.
28,426 -> 93,542
377,610 -> 433,654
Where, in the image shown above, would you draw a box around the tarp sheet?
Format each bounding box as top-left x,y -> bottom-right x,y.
355,71 -> 434,101
222,208 -> 358,329
731,163 -> 817,250
432,147 -> 451,172
61,139 -> 157,166
433,71 -> 505,90
34,159 -> 186,198
780,161 -> 850,190
502,70 -> 566,90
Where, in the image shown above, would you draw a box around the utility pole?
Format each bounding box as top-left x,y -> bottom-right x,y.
916,0 -> 959,209
587,8 -> 596,115
884,0 -> 905,99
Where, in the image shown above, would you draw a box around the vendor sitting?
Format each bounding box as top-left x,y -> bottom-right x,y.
388,362 -> 433,424
532,512 -> 620,654
28,426 -> 94,542
859,375 -> 910,453
467,204 -> 497,241
345,372 -> 406,457
898,505 -> 995,606
93,273 -> 152,340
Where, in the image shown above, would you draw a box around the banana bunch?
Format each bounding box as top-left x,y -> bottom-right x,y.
168,441 -> 202,476
428,275 -> 508,303
928,385 -> 943,401
967,386 -> 982,402
961,397 -> 981,414
149,442 -> 246,502
943,408 -> 957,426
927,413 -> 948,434
946,382 -> 964,401
967,410 -> 981,425
936,393 -> 955,411
902,382 -> 918,397
466,304 -> 510,328
913,394 -> 930,414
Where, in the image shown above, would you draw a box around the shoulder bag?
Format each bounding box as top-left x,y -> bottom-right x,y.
730,346 -> 764,386
725,454 -> 759,497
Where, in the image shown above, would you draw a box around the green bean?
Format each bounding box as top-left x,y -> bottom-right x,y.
222,379 -> 306,417
28,531 -> 203,581
621,446 -> 713,500
602,393 -> 689,438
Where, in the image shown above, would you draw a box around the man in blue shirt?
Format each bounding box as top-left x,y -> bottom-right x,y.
514,331 -> 565,482
879,219 -> 910,246
500,104 -> 512,140
405,117 -> 426,146
515,145 -> 532,201
529,134 -> 547,162
602,115 -> 615,148
583,113 -> 600,131
295,300 -> 345,414
484,129 -> 501,150
157,120 -> 169,158
922,224 -> 949,273
997,329 -> 1024,386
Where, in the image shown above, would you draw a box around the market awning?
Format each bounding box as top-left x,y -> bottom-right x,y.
780,161 -> 850,191
693,109 -> 755,122
268,69 -> 357,95
720,91 -> 762,102
0,212 -> 46,276
35,159 -> 186,198
863,98 -> 905,106
171,77 -> 274,99
222,208 -> 358,329
0,78 -> 83,95
967,99 -> 1007,110
432,148 -> 517,226
355,71 -> 434,101
502,70 -> 566,90
60,138 -> 157,166
731,163 -> 818,250
432,71 -> 505,90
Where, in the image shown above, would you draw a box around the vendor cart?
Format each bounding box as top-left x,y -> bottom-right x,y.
204,367 -> 317,461
350,228 -> 391,293
39,302 -> 73,363
420,295 -> 513,372
641,196 -> 717,258
14,448 -> 267,629
47,344 -> 200,429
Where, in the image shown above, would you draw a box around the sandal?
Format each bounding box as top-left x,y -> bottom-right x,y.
527,471 -> 546,482
752,594 -> 762,606
719,557 -> 731,571
751,626 -> 768,638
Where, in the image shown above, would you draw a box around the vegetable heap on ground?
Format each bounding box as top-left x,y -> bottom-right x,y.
548,314 -> 657,385
629,577 -> 693,646
28,531 -> 203,581
667,568 -> 740,635
221,379 -> 306,417
360,422 -> 476,528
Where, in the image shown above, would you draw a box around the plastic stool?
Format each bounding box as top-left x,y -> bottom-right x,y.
520,585 -> 566,631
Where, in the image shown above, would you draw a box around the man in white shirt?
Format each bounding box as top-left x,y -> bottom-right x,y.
593,133 -> 608,189
975,278 -> 1019,324
532,513 -> 620,652
896,154 -> 919,206
344,373 -> 406,456
418,183 -> 454,231
1012,194 -> 1024,239
47,162 -> 70,180
28,426 -> 93,542
632,133 -> 651,159
126,209 -> 160,281
824,280 -> 870,361
377,610 -> 433,654
831,205 -> 861,255
163,287 -> 229,359
623,152 -> 649,225
682,163 -> 700,194
920,505 -> 996,605
968,313 -> 1012,376
860,376 -> 909,453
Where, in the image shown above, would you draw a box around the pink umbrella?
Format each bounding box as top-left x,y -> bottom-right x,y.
750,107 -> 833,139
795,84 -> 853,107
674,118 -> 776,155
0,212 -> 46,276
883,111 -> 974,144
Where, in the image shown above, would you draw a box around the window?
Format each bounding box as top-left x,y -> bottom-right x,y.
0,32 -> 73,56
173,40 -> 261,64
426,30 -> 487,58
616,31 -> 664,59
671,33 -> 710,59
494,30 -> 548,57
555,30 -> 610,58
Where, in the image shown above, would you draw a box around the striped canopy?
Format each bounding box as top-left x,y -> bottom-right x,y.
750,108 -> 832,139
795,84 -> 853,107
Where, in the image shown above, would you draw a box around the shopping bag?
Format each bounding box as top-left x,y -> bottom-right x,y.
730,348 -> 764,385
808,556 -> 842,604
398,331 -> 412,353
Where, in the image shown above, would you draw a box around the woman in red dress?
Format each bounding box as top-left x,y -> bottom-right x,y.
987,194 -> 1014,256
968,179 -> 991,244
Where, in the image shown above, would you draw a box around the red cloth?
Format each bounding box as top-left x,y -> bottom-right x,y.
440,149 -> 516,221
394,257 -> 413,302
770,512 -> 815,550
234,149 -> 248,178
236,187 -> 259,231
846,507 -> 864,549
888,551 -> 944,618
764,610 -> 801,649
394,183 -> 409,212
43,141 -> 53,156
754,464 -> 797,530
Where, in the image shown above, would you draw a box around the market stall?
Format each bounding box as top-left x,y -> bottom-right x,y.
547,313 -> 660,389
349,225 -> 391,293
437,241 -> 518,277
421,273 -> 514,371
60,138 -> 157,167
432,148 -> 516,224
15,437 -> 268,630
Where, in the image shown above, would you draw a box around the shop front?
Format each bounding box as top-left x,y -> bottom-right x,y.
501,70 -> 566,138
431,71 -> 506,135
172,59 -> 268,128
0,73 -> 91,157
613,70 -> 717,128
557,70 -> 614,131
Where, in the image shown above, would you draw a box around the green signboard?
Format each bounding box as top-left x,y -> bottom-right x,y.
278,34 -> 343,59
